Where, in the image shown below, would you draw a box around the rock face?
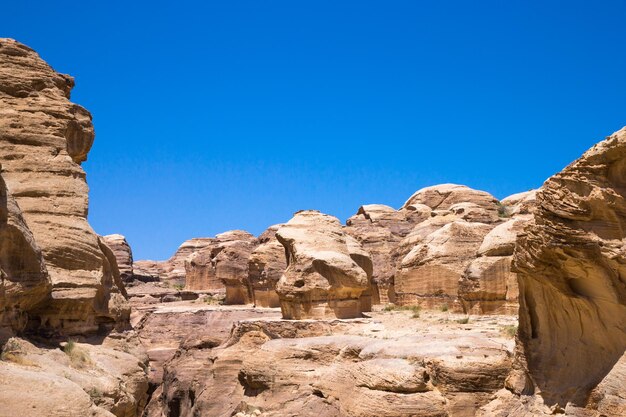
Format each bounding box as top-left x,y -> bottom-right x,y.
248,225 -> 286,308
133,238 -> 214,285
185,231 -> 257,304
345,204 -> 427,304
389,184 -> 531,313
0,38 -> 127,336
512,127 -> 626,408
0,171 -> 51,342
102,234 -> 134,283
145,310 -> 516,417
275,210 -> 372,319
0,337 -> 148,417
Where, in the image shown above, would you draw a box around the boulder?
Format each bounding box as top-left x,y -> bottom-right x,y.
275,210 -> 371,319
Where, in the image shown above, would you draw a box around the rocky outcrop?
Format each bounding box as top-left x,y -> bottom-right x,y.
0,38 -> 126,336
511,127 -> 626,408
145,311 -> 515,417
0,337 -> 148,417
345,204 -> 427,304
390,184 -> 532,313
248,225 -> 286,308
133,238 -> 214,285
275,210 -> 372,319
185,231 -> 257,304
102,234 -> 134,283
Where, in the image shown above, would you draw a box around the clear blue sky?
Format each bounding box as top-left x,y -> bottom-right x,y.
3,1 -> 625,260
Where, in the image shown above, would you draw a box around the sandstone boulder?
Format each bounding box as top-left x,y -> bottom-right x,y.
275,210 -> 372,319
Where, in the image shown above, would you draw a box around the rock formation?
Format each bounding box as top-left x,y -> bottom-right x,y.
248,225 -> 286,308
145,310 -> 516,417
0,38 -> 147,417
345,204 -> 427,304
102,234 -> 134,283
275,210 -> 372,319
185,230 -> 257,304
133,237 -> 214,285
389,184 -> 531,313
0,38 -> 127,336
511,127 -> 626,409
0,170 -> 50,342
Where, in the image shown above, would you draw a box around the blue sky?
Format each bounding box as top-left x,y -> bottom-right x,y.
3,1 -> 625,260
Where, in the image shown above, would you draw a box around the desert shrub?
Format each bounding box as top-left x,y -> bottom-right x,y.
0,339 -> 36,366
63,339 -> 91,368
456,317 -> 470,324
440,303 -> 449,312
502,325 -> 518,338
496,202 -> 511,218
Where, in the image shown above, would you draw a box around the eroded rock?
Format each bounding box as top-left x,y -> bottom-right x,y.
276,210 -> 372,319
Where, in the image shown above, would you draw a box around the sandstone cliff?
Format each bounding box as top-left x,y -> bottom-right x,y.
0,38 -> 127,336
512,127 -> 626,410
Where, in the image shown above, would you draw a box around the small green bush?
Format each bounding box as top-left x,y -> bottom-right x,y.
456,317 -> 470,324
440,304 -> 449,312
502,325 -> 518,338
496,202 -> 511,218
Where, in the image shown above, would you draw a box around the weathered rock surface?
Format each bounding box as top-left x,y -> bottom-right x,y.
145,308 -> 516,417
102,234 -> 134,283
248,225 -> 286,308
184,230 -> 257,304
276,210 -> 372,319
0,170 -> 51,343
132,302 -> 281,385
133,238 -> 215,285
0,38 -> 127,336
510,127 -> 626,409
345,204 -> 427,304
0,336 -> 148,417
389,184 -> 533,313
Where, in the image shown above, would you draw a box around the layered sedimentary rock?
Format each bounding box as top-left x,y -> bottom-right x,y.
0,38 -> 126,335
511,127 -> 626,408
275,210 -> 372,319
0,171 -> 50,342
391,184 -> 532,313
133,238 -> 214,284
145,311 -> 515,417
345,204 -> 427,304
185,231 -> 257,304
0,337 -> 148,417
248,225 -> 286,308
102,234 -> 134,283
